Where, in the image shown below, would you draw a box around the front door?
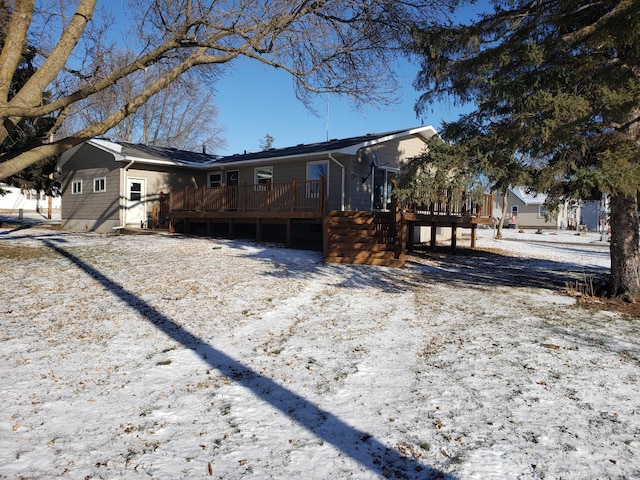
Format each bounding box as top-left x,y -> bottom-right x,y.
127,178 -> 146,226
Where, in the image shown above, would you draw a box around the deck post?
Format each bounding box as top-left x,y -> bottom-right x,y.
430,224 -> 437,251
451,224 -> 457,250
266,183 -> 271,211
471,225 -> 477,248
291,180 -> 296,212
256,218 -> 262,241
229,219 -> 235,239
321,176 -> 327,212
399,217 -> 407,265
285,219 -> 291,246
322,214 -> 329,260
242,183 -> 248,212
407,223 -> 414,253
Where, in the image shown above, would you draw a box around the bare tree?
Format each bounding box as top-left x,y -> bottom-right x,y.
0,0 -> 461,179
73,68 -> 226,151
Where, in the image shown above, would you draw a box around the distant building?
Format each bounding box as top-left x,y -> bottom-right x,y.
494,186 -> 580,230
0,183 -> 60,215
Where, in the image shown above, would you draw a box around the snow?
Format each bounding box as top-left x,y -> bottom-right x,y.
1,223 -> 638,479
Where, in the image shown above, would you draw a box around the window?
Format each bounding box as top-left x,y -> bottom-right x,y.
511,205 -> 518,216
208,172 -> 222,188
306,161 -> 329,198
72,180 -> 82,195
538,204 -> 547,219
226,170 -> 239,186
130,181 -> 142,201
93,177 -> 106,193
254,167 -> 273,187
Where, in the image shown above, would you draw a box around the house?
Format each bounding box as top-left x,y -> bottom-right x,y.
0,183 -> 60,216
202,126 -> 438,210
58,127 -> 438,233
58,139 -> 218,232
494,186 -> 581,230
580,194 -> 610,232
59,126 -> 494,266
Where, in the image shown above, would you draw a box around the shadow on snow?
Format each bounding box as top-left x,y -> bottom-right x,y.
40,237 -> 456,480
244,242 -> 609,294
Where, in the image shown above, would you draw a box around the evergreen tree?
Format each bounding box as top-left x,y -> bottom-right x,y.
260,134 -> 275,151
395,136 -> 485,209
411,0 -> 640,300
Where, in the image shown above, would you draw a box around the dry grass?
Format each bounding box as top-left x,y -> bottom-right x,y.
0,244 -> 55,260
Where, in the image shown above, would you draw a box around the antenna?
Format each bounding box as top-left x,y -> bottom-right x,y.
326,90 -> 330,142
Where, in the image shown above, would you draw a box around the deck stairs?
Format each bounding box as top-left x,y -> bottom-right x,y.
323,210 -> 405,268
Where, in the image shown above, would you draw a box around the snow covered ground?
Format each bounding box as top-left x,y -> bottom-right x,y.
1,223 -> 638,479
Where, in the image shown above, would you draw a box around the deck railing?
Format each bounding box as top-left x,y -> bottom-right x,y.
169,177 -> 326,214
401,192 -> 494,220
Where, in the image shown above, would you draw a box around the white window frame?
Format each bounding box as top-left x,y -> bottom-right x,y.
208,172 -> 222,188
71,180 -> 82,195
511,205 -> 518,216
254,166 -> 273,190
93,176 -> 106,193
306,160 -> 329,198
538,204 -> 547,218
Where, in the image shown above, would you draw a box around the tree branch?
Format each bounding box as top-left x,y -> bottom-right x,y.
0,0 -> 34,102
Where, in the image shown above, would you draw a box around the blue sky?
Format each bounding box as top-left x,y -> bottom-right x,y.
214,57 -> 472,155
213,1 -> 491,155
107,1 -> 491,155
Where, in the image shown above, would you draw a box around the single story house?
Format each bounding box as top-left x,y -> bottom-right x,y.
58,127 -> 437,233
0,183 -> 60,215
58,139 -> 219,232
494,186 -> 581,230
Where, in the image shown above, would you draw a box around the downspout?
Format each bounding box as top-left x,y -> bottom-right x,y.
114,159 -> 135,230
328,153 -> 345,211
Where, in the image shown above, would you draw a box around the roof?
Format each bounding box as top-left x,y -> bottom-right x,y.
58,126 -> 437,169
116,141 -> 218,165
212,126 -> 437,165
90,139 -> 219,166
510,186 -> 547,205
58,138 -> 220,169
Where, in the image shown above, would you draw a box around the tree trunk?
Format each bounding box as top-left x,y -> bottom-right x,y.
608,193 -> 640,301
495,187 -> 509,240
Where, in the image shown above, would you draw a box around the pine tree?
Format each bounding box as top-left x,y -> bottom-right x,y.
412,0 -> 640,300
260,134 -> 275,151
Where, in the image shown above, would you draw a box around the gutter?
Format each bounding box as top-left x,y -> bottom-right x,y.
113,158 -> 135,231
328,153 -> 345,211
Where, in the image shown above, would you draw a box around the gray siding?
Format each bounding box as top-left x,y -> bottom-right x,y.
377,137 -> 428,168
347,137 -> 429,211
61,144 -> 121,232
61,144 -> 206,232
125,165 -> 204,219
209,155 -> 345,210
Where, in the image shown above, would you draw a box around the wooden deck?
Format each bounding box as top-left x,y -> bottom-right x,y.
169,178 -> 326,219
165,182 -> 494,267
400,193 -> 494,251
